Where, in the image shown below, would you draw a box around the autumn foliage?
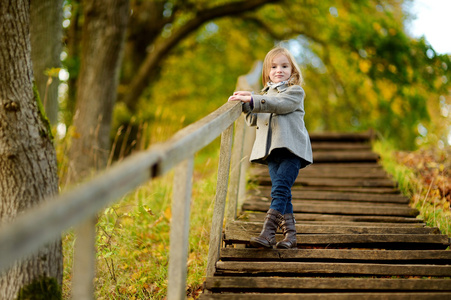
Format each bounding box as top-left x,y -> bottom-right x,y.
396,147 -> 451,211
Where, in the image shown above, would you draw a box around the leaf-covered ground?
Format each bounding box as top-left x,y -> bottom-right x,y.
394,146 -> 451,235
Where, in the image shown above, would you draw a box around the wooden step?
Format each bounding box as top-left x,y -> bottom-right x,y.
289,186 -> 400,193
204,277 -> 451,292
240,213 -> 424,223
252,163 -> 383,170
245,199 -> 413,208
223,231 -> 450,249
248,189 -> 409,204
199,292 -> 451,300
215,261 -> 451,277
220,248 -> 451,263
256,177 -> 397,188
226,222 -> 439,235
309,132 -> 374,142
313,151 -> 379,163
241,221 -> 426,227
253,165 -> 387,178
242,201 -> 419,217
312,142 -> 372,151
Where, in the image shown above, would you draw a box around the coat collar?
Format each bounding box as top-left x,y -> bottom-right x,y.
262,82 -> 289,93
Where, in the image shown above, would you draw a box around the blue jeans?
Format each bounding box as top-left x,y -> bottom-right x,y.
267,148 -> 301,215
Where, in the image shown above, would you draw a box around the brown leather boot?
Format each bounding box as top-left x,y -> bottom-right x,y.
276,213 -> 297,249
249,209 -> 283,249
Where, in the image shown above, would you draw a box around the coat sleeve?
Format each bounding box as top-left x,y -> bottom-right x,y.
252,85 -> 304,115
241,102 -> 257,126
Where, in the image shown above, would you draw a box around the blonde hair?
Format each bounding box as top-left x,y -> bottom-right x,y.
261,46 -> 304,86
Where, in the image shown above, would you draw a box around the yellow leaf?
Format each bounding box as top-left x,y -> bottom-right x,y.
72,131 -> 81,139
164,207 -> 172,220
359,60 -> 371,73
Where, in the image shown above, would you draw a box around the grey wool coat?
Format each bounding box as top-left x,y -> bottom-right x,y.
242,83 -> 313,169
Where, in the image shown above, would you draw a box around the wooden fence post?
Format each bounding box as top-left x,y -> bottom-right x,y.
237,124 -> 253,209
72,218 -> 96,300
226,116 -> 246,222
167,157 -> 194,300
206,124 -> 234,277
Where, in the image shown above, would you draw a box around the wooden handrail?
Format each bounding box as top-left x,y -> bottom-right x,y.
0,62 -> 262,299
0,100 -> 241,262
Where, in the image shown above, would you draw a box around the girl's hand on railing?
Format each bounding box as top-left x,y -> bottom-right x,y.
228,91 -> 252,103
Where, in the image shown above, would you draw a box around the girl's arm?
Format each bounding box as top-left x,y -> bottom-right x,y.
228,91 -> 252,103
243,107 -> 258,126
228,91 -> 257,126
252,85 -> 304,115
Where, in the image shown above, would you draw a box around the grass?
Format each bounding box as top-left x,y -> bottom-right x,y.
60,107 -> 223,299
373,140 -> 451,238
62,148 -> 220,299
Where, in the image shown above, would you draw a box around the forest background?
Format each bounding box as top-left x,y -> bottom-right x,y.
0,0 -> 450,299
52,0 -> 450,178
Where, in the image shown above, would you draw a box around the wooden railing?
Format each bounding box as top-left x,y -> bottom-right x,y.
0,62 -> 261,299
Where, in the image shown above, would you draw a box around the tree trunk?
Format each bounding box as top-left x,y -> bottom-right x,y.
67,0 -> 129,183
0,1 -> 62,299
30,0 -> 63,126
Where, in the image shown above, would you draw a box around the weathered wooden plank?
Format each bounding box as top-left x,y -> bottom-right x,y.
251,178 -> 397,188
252,161 -> 382,170
0,101 -> 244,273
254,172 -> 390,180
240,213 -> 423,223
253,166 -> 388,179
311,142 -> 372,151
296,178 -> 394,187
305,162 -> 383,168
246,198 -> 410,209
199,292 -> 451,300
288,200 -> 407,208
227,116 -> 246,222
256,172 -> 391,180
313,151 -> 379,163
226,222 -> 438,234
167,157 -> 194,300
245,199 -> 412,208
204,277 -> 451,291
295,178 -> 395,188
220,248 -> 451,262
223,231 -> 450,247
157,101 -> 242,175
309,131 -> 374,141
244,221 -> 426,227
290,186 -> 400,193
215,261 -> 451,276
206,125 -> 234,277
242,202 -> 419,217
72,218 -> 96,300
247,189 -> 409,203
250,162 -> 387,176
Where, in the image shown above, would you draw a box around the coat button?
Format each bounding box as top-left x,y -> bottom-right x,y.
256,127 -> 259,129
265,123 -> 268,126
261,99 -> 266,104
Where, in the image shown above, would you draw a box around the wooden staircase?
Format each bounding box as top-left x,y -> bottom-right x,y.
200,132 -> 451,299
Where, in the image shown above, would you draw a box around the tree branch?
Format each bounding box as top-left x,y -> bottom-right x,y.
121,0 -> 282,111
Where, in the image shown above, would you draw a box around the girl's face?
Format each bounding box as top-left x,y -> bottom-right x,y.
269,54 -> 292,83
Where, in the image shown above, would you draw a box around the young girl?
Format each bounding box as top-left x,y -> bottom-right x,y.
228,46 -> 312,249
